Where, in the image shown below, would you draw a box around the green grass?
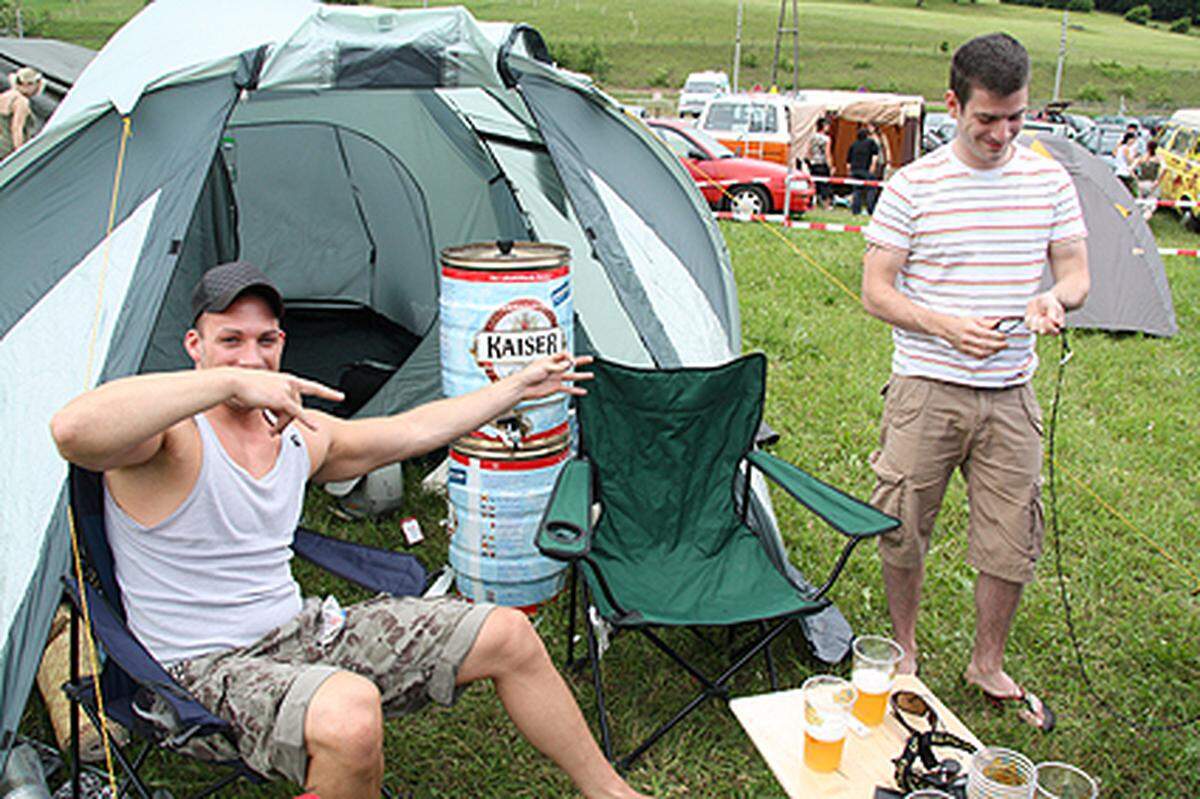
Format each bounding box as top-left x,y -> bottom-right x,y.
21,0 -> 1200,109
22,209 -> 1198,796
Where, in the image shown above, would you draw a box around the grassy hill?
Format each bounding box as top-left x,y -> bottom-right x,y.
21,0 -> 1200,110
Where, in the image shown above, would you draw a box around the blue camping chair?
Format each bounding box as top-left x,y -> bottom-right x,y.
61,466 -> 428,798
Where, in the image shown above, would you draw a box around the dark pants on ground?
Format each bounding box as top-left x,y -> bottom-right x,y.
810,162 -> 831,206
851,168 -> 874,215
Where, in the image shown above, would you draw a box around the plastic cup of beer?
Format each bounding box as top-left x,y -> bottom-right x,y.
1034,762 -> 1098,799
802,675 -> 856,773
850,635 -> 904,726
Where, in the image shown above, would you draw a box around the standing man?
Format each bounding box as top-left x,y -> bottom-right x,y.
860,33 -> 1089,732
51,261 -> 649,799
848,127 -> 879,215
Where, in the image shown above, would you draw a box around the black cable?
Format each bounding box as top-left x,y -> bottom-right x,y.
1047,329 -> 1200,732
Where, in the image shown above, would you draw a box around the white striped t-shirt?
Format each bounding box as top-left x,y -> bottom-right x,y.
864,144 -> 1087,387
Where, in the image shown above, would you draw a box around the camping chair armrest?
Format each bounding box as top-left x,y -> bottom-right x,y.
747,451 -> 900,603
536,458 -> 594,560
746,450 -> 899,539
293,527 -> 427,598
61,576 -> 230,740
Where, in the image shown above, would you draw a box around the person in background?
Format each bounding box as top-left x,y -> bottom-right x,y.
806,117 -> 834,211
1113,131 -> 1140,198
0,67 -> 43,159
867,123 -> 891,214
1134,140 -> 1164,219
848,126 -> 879,215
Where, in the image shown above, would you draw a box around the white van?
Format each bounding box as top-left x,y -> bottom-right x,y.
677,71 -> 729,117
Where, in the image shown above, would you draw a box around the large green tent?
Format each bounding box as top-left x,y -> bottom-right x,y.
0,0 -> 854,765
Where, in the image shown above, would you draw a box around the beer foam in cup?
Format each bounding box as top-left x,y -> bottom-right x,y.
852,667 -> 892,695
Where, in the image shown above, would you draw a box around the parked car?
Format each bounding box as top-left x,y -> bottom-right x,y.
1063,113 -> 1096,141
1022,119 -> 1071,138
648,118 -> 814,215
1157,109 -> 1200,231
922,112 -> 956,152
677,71 -> 729,117
1077,123 -> 1126,170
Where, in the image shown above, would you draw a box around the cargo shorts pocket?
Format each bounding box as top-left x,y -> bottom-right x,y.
869,450 -> 915,565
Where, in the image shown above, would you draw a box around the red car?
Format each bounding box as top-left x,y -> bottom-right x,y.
649,118 -> 814,215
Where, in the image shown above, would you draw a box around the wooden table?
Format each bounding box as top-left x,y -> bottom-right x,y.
730,674 -> 984,798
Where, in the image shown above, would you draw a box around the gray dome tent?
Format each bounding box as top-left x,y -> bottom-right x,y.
1,0 -> 863,767
1019,130 -> 1177,338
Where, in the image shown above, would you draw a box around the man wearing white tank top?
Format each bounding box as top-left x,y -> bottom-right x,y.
860,34 -> 1089,732
51,261 -> 649,799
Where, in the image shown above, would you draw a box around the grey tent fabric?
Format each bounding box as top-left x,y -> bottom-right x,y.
1019,131 -> 1177,338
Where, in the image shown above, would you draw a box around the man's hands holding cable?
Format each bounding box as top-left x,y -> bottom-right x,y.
1024,290 -> 1067,335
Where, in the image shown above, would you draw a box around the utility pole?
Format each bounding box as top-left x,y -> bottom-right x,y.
1052,7 -> 1068,102
733,0 -> 744,93
770,0 -> 800,92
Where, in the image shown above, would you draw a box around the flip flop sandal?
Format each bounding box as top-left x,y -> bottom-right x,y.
980,686 -> 1056,733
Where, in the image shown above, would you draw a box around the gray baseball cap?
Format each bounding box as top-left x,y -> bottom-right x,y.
191,261 -> 284,323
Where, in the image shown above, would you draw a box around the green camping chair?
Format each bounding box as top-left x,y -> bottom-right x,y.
536,354 -> 898,768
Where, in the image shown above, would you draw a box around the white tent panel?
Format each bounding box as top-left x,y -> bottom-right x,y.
591,172 -> 733,366
486,142 -> 651,367
0,191 -> 158,638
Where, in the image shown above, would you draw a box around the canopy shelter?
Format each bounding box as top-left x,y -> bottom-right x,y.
787,89 -> 924,174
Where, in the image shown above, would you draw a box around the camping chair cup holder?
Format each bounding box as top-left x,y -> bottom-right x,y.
535,355 -> 899,770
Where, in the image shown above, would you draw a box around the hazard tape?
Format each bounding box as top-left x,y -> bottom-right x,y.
714,211 -> 864,232
1136,198 -> 1200,210
809,175 -> 884,188
713,210 -> 1200,257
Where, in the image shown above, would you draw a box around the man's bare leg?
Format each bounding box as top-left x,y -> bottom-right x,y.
304,671 -> 385,799
963,571 -> 1023,696
882,561 -> 924,674
457,607 -> 650,799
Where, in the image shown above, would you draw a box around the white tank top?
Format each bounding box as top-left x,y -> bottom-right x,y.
105,414 -> 308,663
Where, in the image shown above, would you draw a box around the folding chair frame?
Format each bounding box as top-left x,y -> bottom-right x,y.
538,356 -> 899,770
60,466 -> 428,799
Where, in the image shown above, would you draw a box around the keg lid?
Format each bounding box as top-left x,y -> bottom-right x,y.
441,240 -> 570,270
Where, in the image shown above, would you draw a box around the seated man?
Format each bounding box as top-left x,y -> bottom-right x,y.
51,261 -> 648,799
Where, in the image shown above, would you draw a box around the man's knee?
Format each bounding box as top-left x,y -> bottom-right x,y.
305,671 -> 384,770
474,607 -> 547,672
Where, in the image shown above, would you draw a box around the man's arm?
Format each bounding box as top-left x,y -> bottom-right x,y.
50,368 -> 344,471
861,243 -> 1007,359
313,353 -> 590,484
1024,237 -> 1089,335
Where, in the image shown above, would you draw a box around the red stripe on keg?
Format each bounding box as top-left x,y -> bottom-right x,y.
467,421 -> 570,443
441,265 -> 570,283
450,447 -> 571,471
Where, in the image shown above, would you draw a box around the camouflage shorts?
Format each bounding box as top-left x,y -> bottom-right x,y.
162,595 -> 494,786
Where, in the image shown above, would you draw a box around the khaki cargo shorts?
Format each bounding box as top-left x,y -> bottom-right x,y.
163,595 -> 494,785
869,375 -> 1045,584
